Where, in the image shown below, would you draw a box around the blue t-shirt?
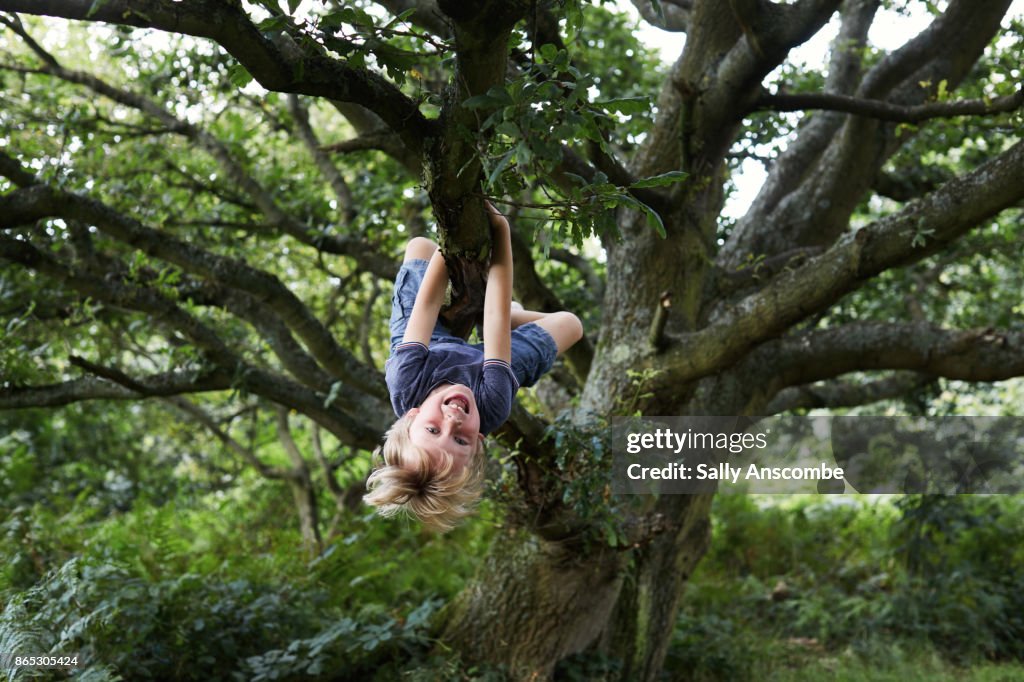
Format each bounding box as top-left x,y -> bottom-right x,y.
385,341 -> 519,435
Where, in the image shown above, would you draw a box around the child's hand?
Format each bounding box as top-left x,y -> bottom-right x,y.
485,201 -> 510,237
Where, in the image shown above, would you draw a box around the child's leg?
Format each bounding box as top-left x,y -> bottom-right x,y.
510,302 -> 547,329
404,236 -> 438,263
519,310 -> 583,354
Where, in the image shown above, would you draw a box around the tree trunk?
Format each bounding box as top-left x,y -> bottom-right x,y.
600,494 -> 714,681
440,529 -> 626,679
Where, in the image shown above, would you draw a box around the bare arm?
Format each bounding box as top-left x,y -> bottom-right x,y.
402,248 -> 449,346
483,203 -> 513,363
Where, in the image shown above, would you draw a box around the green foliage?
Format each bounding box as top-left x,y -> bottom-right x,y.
241,597 -> 441,681
1,557 -> 312,680
661,495 -> 1024,681
489,413 -> 628,548
454,5 -> 672,246
0,466 -> 495,680
465,55 -> 681,246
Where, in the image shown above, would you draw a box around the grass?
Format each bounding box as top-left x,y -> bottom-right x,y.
766,647 -> 1024,682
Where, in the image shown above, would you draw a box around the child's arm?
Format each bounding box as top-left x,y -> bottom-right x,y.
401,248 -> 449,346
483,202 -> 513,364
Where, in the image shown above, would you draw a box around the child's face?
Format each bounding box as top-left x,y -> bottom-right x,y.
406,383 -> 482,468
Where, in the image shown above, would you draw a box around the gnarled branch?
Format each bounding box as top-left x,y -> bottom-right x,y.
0,164 -> 386,400
0,0 -> 437,152
0,369 -> 231,409
0,27 -> 397,279
0,233 -> 385,446
652,137 -> 1024,391
753,87 -> 1024,124
630,0 -> 691,33
765,323 -> 1024,392
765,371 -> 935,414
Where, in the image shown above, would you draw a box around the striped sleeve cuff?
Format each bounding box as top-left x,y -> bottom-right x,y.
483,358 -> 519,388
394,341 -> 428,352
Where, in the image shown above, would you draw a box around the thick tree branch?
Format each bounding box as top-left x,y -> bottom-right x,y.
183,281 -> 378,416
0,145 -> 39,188
651,137 -> 1024,390
753,87 -> 1024,124
409,0 -> 532,337
721,0 -> 879,265
764,371 -> 935,414
728,0 -> 842,62
712,246 -> 823,301
0,160 -> 386,401
766,323 -> 1024,392
630,0 -> 691,33
0,31 -> 397,279
426,0 -> 531,248
0,234 -> 384,446
0,0 -> 437,152
0,369 -> 231,409
721,0 -> 1013,268
320,132 -> 403,155
677,0 -> 841,163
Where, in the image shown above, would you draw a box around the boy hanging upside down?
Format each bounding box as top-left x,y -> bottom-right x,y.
364,202 -> 583,531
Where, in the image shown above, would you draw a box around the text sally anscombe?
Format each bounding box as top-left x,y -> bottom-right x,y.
624,427 -> 844,483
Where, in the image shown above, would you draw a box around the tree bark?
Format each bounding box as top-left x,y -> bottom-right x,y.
440,530 -> 626,679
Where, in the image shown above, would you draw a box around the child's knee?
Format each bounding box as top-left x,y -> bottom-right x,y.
404,236 -> 438,262
560,312 -> 584,344
548,311 -> 583,351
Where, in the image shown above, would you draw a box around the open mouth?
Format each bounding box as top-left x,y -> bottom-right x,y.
444,395 -> 470,413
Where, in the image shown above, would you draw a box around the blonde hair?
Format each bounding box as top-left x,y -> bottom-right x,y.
364,414 -> 486,532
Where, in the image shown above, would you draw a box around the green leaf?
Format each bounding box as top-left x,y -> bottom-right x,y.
495,121 -> 520,138
645,208 -> 666,238
319,10 -> 346,30
462,94 -> 499,109
629,170 -> 688,189
257,15 -> 289,32
539,43 -> 559,62
86,0 -> 110,18
322,35 -> 358,56
336,6 -> 375,28
597,97 -> 651,115
604,522 -> 619,547
627,200 -> 666,238
227,63 -> 253,88
384,8 -> 417,29
484,85 -> 515,106
486,149 -> 515,188
287,0 -> 301,15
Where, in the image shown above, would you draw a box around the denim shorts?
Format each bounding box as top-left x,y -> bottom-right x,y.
389,258 -> 558,387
